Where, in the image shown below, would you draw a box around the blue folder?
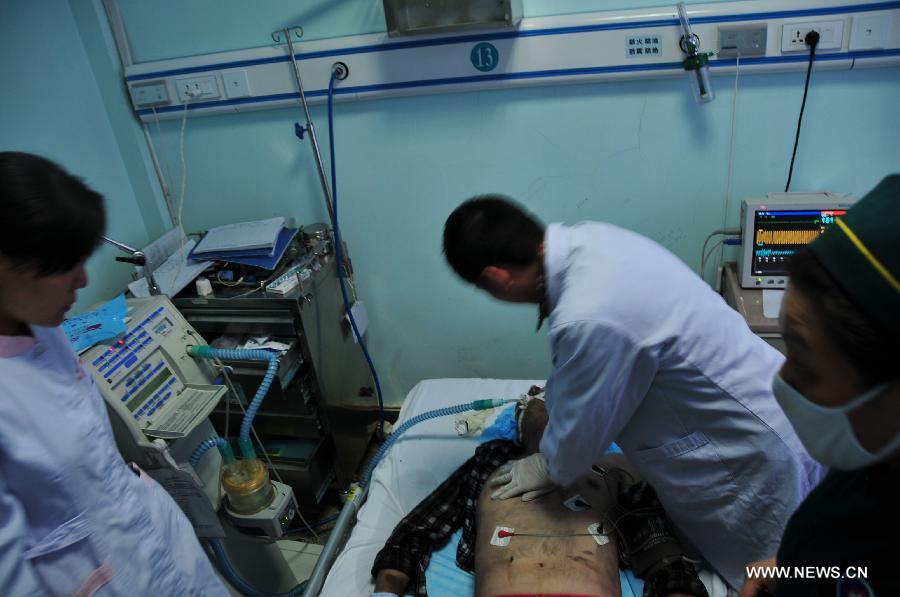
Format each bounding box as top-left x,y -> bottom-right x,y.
188,228 -> 298,270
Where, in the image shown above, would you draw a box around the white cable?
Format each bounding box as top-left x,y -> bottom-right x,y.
177,99 -> 190,227
152,107 -> 176,201
701,238 -> 725,280
224,372 -> 231,441
699,231 -> 718,276
141,120 -> 177,226
715,54 -> 741,274
698,229 -> 732,275
169,99 -> 192,289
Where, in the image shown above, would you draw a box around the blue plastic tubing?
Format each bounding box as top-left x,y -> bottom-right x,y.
190,436 -> 235,468
208,538 -> 305,597
360,399 -> 510,489
188,345 -> 279,460
326,71 -> 386,438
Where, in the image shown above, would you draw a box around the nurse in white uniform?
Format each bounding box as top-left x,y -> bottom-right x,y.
443,195 -> 824,589
0,152 -> 227,595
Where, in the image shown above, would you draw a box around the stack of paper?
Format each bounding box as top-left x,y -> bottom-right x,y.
192,217 -> 285,257
128,227 -> 214,298
188,217 -> 297,270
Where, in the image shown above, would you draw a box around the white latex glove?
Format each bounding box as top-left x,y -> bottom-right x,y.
490,452 -> 555,501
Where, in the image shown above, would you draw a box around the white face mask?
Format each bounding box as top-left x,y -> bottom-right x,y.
773,374 -> 900,471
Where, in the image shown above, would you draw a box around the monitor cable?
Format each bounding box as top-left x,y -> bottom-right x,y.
785,30 -> 820,192
699,228 -> 741,282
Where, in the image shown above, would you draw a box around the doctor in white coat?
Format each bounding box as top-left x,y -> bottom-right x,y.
442,195 -> 824,589
0,152 -> 227,595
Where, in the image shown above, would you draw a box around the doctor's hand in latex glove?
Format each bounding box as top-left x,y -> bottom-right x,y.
490,452 -> 555,501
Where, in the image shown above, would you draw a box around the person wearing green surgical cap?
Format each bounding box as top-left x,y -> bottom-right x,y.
739,175 -> 900,597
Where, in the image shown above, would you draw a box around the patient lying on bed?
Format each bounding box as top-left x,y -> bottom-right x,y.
372,393 -> 708,597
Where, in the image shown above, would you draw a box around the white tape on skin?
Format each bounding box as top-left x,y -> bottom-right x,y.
588,522 -> 609,546
491,526 -> 514,547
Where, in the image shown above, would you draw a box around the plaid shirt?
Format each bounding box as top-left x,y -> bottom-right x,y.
371,439 -> 520,597
618,480 -> 710,597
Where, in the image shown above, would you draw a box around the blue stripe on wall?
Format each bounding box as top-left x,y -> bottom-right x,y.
136,48 -> 900,116
126,1 -> 900,82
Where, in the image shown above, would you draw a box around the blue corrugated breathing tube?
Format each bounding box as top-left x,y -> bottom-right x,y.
208,537 -> 307,596
188,345 -> 279,461
360,398 -> 515,489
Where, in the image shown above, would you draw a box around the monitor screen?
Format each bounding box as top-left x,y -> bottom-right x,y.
752,209 -> 846,277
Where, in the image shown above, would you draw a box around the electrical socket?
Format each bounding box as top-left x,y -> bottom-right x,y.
781,20 -> 844,52
130,80 -> 170,108
174,75 -> 221,102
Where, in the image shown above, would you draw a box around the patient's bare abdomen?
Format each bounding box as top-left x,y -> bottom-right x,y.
474,469 -> 620,597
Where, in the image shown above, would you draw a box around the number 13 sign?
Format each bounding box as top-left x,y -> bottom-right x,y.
470,42 -> 499,72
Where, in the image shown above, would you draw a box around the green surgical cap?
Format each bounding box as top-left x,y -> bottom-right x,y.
810,175 -> 900,338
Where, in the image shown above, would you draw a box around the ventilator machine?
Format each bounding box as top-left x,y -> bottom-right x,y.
81,295 -> 301,593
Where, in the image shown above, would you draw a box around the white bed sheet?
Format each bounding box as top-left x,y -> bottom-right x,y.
320,378 -> 542,597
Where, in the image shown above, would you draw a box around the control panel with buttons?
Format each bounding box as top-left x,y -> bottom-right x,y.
82,296 -> 226,439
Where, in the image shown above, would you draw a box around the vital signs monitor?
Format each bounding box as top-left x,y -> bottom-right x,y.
739,192 -> 857,289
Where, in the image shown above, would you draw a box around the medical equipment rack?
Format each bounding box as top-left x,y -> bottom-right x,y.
172,226 -> 378,513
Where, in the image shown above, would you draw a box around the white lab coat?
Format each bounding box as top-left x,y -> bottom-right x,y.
539,222 -> 823,589
0,325 -> 228,596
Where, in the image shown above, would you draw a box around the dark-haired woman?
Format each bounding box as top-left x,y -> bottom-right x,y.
0,152 -> 227,594
740,175 -> 900,597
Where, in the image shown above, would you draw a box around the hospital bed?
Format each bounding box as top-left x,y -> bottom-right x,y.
318,378 -> 733,597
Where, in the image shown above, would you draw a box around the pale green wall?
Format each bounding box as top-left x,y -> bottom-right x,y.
115,0 -> 743,61
136,67 -> 900,405
14,1 -> 899,404
0,0 -> 166,314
